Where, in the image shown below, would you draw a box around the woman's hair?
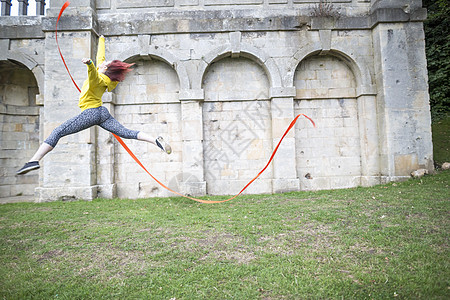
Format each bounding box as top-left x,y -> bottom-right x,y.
104,60 -> 135,82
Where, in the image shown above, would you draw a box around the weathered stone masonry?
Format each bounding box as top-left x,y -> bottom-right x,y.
0,0 -> 433,201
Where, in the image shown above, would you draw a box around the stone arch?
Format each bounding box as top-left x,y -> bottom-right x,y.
0,58 -> 41,200
112,49 -> 183,199
195,43 -> 282,91
292,49 -> 380,190
288,47 -> 374,96
0,50 -> 44,102
294,54 -> 357,99
116,45 -> 189,92
114,58 -> 181,105
293,52 -> 362,190
202,56 -> 270,101
201,55 -> 273,195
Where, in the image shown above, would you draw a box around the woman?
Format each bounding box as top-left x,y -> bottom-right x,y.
17,36 -> 171,175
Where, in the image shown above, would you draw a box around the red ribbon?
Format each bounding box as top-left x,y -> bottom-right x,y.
56,2 -> 316,204
114,114 -> 315,204
56,2 -> 80,93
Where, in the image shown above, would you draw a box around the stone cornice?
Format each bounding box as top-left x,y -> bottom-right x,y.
0,7 -> 427,39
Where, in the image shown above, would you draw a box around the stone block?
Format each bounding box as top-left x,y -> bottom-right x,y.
270,87 -> 296,99
205,0 -> 263,5
179,89 -> 204,101
299,176 -> 330,191
11,183 -> 37,196
138,181 -> 163,198
319,30 -> 331,53
177,0 -> 199,6
0,186 -> 11,198
207,178 -> 271,195
273,138 -> 296,178
394,154 -> 419,176
360,176 -> 381,187
182,120 -> 203,141
36,185 -> 97,202
117,0 -> 175,8
371,0 -> 422,11
116,182 -> 139,199
294,0 -> 350,2
179,181 -> 206,196
272,178 -> 299,193
96,0 -> 111,9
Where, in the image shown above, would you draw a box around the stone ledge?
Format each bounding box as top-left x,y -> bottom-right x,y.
0,7 -> 426,39
98,8 -> 425,35
41,7 -> 98,33
0,104 -> 40,115
98,11 -> 309,35
0,196 -> 35,204
179,89 -> 204,101
370,0 -> 423,12
96,184 -> 117,199
379,175 -> 411,184
270,87 -> 296,98
370,8 -> 427,27
272,178 -> 299,193
311,8 -> 427,31
0,16 -> 44,39
35,186 -> 97,202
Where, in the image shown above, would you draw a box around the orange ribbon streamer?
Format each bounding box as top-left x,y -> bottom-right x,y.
113,115 -> 315,204
56,2 -> 80,93
56,1 -> 316,204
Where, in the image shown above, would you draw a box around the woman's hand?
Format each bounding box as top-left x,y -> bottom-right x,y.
82,58 -> 92,65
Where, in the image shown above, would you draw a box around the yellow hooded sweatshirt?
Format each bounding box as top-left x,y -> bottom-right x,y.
78,36 -> 118,111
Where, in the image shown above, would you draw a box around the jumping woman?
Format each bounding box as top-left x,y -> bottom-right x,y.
17,36 -> 171,175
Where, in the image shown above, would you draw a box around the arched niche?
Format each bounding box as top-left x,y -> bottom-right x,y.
0,59 -> 40,199
201,56 -> 272,195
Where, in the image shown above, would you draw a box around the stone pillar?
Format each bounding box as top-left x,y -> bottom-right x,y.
1,0 -> 12,16
96,93 -> 116,199
36,0 -> 45,15
179,89 -> 207,196
270,87 -> 299,193
17,0 -> 28,15
357,94 -> 381,186
372,19 -> 433,181
36,1 -> 98,201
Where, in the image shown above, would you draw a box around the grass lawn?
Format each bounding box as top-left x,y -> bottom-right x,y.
1,170 -> 449,299
1,117 -> 448,299
432,115 -> 450,166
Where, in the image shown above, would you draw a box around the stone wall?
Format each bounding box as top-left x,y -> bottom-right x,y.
0,0 -> 434,201
0,60 -> 40,198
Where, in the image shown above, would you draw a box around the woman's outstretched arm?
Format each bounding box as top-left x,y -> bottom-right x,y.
96,35 -> 105,66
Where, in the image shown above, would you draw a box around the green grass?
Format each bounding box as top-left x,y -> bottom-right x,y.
1,171 -> 449,299
432,115 -> 450,166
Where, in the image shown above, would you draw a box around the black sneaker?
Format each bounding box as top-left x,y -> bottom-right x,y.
155,136 -> 172,154
16,161 -> 40,175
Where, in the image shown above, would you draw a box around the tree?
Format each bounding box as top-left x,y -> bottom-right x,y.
423,0 -> 450,120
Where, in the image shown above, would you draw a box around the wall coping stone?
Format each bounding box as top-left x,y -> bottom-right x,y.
0,103 -> 40,115
179,89 -> 205,101
270,87 -> 296,98
0,7 -> 426,39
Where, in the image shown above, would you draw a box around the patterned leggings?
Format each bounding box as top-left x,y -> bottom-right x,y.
45,106 -> 139,147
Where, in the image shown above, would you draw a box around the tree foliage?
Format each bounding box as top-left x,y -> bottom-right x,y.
423,0 -> 450,120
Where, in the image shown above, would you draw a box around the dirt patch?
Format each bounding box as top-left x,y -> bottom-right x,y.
174,232 -> 258,264
35,249 -> 66,263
